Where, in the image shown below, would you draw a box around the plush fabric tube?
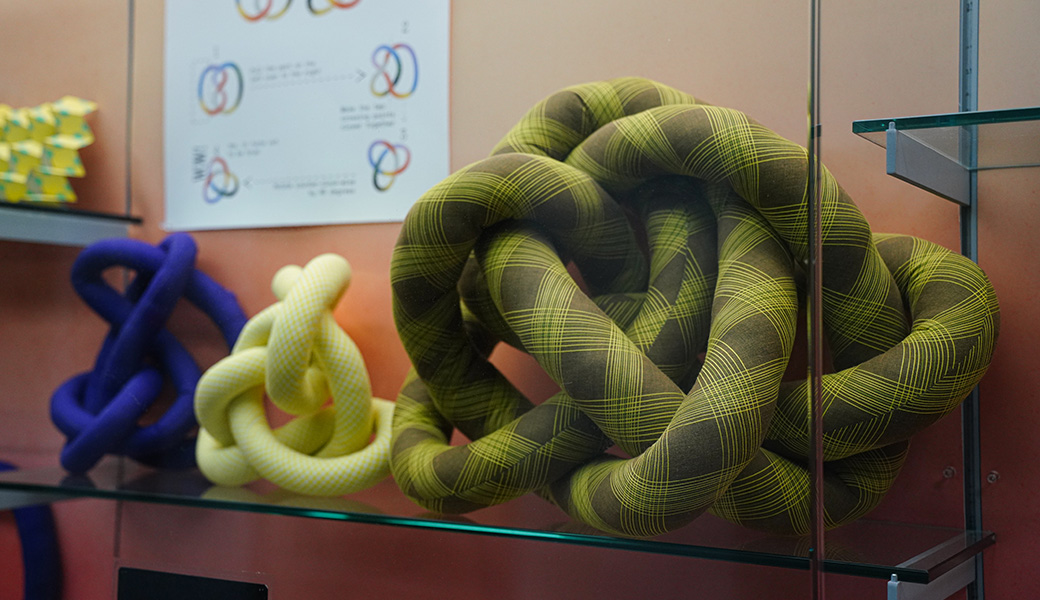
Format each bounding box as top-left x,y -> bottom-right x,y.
50,233 -> 247,473
0,461 -> 61,600
389,78 -> 999,536
195,254 -> 394,496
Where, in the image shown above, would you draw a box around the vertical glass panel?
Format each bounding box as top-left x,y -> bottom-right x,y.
0,0 -> 134,458
818,1 -> 1008,598
807,0 -> 825,595
972,3 -> 1040,600
121,1 -> 814,597
0,2 -> 833,599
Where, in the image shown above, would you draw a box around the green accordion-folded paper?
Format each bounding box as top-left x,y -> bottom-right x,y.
388,77 -> 1000,537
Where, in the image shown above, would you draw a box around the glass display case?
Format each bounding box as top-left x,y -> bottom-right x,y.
2,1 -> 1036,598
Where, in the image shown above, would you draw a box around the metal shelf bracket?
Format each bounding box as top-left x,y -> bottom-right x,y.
885,123 -> 971,206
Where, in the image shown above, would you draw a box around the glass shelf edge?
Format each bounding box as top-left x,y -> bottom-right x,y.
825,528 -> 994,584
852,106 -> 1040,134
0,201 -> 141,246
853,106 -> 1040,173
0,477 -> 813,571
0,463 -> 994,583
0,200 -> 142,224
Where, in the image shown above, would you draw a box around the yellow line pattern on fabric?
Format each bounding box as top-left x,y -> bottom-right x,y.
195,254 -> 393,495
388,78 -> 999,536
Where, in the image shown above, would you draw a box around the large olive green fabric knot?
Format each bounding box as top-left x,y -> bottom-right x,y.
390,77 -> 999,537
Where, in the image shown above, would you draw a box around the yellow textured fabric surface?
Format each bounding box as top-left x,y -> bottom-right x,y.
195,254 -> 393,496
388,78 -> 999,537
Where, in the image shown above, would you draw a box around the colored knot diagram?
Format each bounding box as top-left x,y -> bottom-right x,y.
236,0 -> 359,21
236,0 -> 292,21
367,140 -> 410,191
370,43 -> 418,98
198,62 -> 244,116
308,0 -> 360,15
203,156 -> 239,204
194,253 -> 395,496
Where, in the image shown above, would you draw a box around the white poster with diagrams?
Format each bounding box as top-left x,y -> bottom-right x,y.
163,0 -> 449,230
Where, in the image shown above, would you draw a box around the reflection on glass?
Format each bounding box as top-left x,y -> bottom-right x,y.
0,459 -> 993,584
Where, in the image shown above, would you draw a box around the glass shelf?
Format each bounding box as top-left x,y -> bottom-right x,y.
852,106 -> 1040,171
0,200 -> 141,247
0,458 -> 993,584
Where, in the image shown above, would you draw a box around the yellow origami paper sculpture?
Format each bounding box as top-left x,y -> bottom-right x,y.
27,105 -> 57,142
0,142 -> 26,200
50,96 -> 97,143
27,171 -> 77,202
10,140 -> 43,176
0,97 -> 97,204
1,107 -> 31,143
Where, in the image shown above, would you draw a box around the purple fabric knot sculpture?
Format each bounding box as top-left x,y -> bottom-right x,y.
50,233 -> 247,474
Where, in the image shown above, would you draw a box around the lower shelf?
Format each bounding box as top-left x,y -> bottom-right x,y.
0,458 -> 992,584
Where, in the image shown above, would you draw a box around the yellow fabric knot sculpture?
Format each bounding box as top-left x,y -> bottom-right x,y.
195,254 -> 394,495
389,77 -> 1000,537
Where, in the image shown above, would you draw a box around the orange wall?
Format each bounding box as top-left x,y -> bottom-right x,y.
1,0 -> 1037,598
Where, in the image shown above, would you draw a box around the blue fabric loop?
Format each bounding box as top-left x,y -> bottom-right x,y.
0,461 -> 62,600
50,233 -> 247,473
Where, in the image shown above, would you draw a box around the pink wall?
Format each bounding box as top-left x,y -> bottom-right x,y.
1,0 -> 1037,598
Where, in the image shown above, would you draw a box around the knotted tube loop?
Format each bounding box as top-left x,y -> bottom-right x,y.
50,233 -> 247,474
195,254 -> 394,496
711,233 -> 999,533
0,461 -> 61,600
390,78 -> 999,536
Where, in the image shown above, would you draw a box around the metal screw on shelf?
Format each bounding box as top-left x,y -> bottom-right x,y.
943,466 -> 957,479
986,470 -> 1000,484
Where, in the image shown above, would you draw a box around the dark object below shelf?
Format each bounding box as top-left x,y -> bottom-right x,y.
117,568 -> 268,600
